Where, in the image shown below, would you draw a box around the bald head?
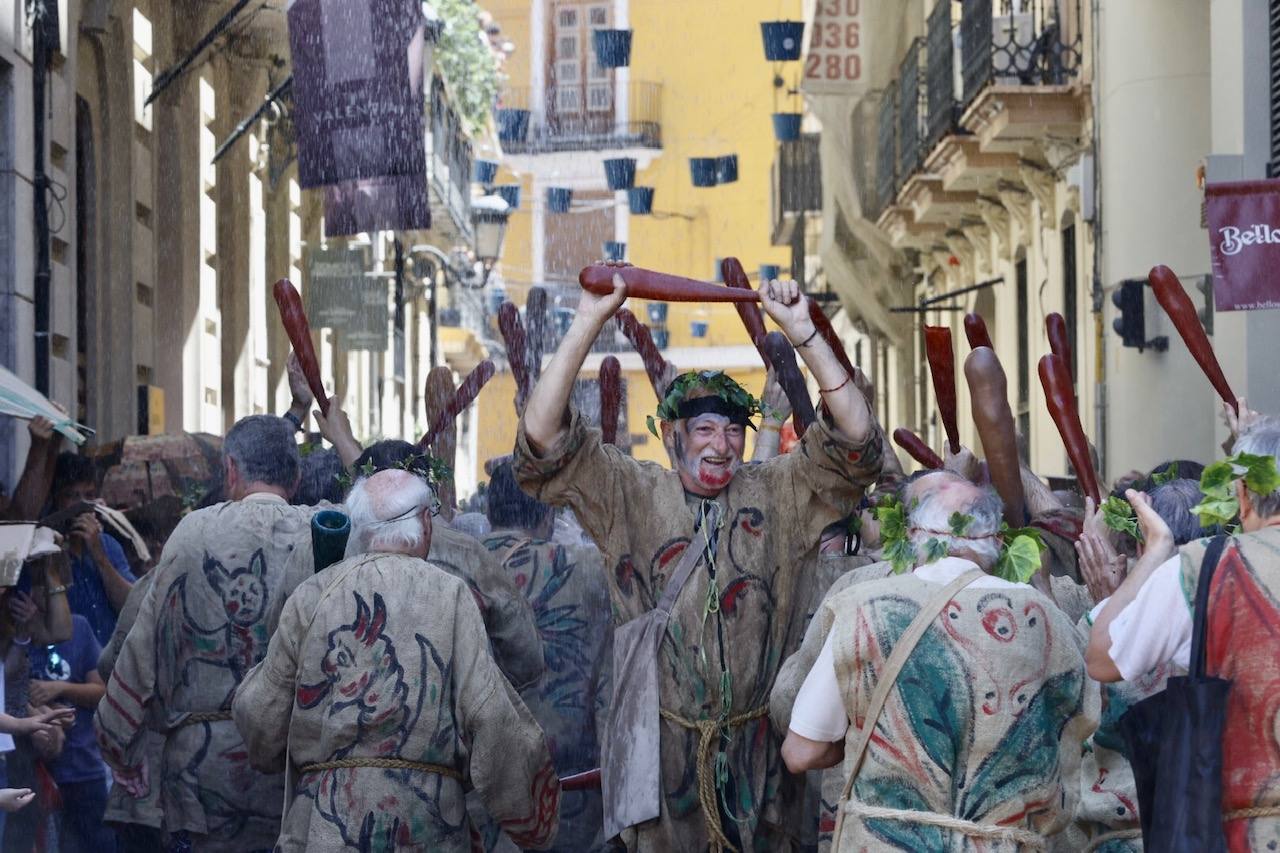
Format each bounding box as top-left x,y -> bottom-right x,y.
345,469 -> 437,558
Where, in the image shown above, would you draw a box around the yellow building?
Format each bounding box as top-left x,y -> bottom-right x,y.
471,0 -> 803,479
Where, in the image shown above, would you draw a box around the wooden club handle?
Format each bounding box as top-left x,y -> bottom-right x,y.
923,325 -> 960,453
560,769 -> 601,791
599,356 -> 621,445
417,360 -> 495,451
892,428 -> 943,470
272,278 -> 329,416
616,308 -> 670,400
721,258 -> 771,366
1044,313 -> 1073,381
526,287 -> 548,382
581,263 -> 760,303
807,301 -> 859,380
761,331 -> 815,437
1038,353 -> 1100,504
965,347 -> 1027,527
1148,264 -> 1237,412
498,302 -> 531,407
964,313 -> 994,351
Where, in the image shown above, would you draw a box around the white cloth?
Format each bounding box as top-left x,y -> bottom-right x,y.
0,675 -> 12,754
1097,554 -> 1192,681
787,557 -> 1026,743
242,491 -> 289,504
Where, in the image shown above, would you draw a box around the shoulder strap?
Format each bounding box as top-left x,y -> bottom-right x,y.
655,510 -> 717,615
832,568 -> 984,846
1190,534 -> 1229,678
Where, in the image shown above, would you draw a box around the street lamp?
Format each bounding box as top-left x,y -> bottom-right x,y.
408,193 -> 513,365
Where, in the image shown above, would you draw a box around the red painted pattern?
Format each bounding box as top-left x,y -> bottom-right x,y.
505,762 -> 559,848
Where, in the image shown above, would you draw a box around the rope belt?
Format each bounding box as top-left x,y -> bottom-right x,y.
842,799 -> 1052,850
660,705 -> 768,853
1225,805 -> 1280,821
1083,827 -> 1142,852
298,757 -> 463,782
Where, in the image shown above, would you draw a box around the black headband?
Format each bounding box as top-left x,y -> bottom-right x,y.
675,395 -> 754,428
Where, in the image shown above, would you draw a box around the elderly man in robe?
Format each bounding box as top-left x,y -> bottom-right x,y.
783,470 -> 1096,851
233,468 -> 559,851
95,415 -> 316,852
515,275 -> 883,852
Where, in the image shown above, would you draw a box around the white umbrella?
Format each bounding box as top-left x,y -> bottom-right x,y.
0,364 -> 90,445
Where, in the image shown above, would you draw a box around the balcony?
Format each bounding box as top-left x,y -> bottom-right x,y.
871,0 -> 1088,252
428,75 -> 474,241
497,82 -> 662,154
772,134 -> 822,246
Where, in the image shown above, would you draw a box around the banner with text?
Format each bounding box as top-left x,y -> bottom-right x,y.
801,0 -> 867,97
287,0 -> 427,188
304,246 -> 389,351
1205,179 -> 1280,312
323,174 -> 431,237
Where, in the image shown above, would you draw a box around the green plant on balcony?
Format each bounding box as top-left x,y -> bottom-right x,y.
436,0 -> 502,133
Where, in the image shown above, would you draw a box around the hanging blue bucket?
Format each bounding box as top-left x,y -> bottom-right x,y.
761,21 -> 805,61
716,155 -> 739,184
690,158 -> 718,187
759,263 -> 781,283
628,186 -> 655,215
496,108 -> 530,143
546,187 -> 573,213
691,321 -> 709,339
772,112 -> 803,141
473,159 -> 499,185
604,158 -> 637,190
493,184 -> 521,210
603,241 -> 627,261
488,289 -> 507,316
592,29 -> 633,68
653,329 -> 670,349
646,303 -> 668,324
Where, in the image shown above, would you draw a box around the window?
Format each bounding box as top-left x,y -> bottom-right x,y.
559,8 -> 578,27
558,35 -> 578,58
549,1 -> 614,130
1061,221 -> 1078,384
132,9 -> 153,131
589,6 -> 609,26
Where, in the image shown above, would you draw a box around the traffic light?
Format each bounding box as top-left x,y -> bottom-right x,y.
1112,279 -> 1146,348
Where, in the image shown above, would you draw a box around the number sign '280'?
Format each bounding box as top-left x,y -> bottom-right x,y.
802,0 -> 865,92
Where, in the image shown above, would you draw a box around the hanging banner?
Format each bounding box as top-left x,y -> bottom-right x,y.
1205,179 -> 1280,312
287,0 -> 427,188
801,0 -> 867,96
323,173 -> 431,237
304,246 -> 389,351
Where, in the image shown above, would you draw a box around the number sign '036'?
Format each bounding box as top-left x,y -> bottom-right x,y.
801,0 -> 867,96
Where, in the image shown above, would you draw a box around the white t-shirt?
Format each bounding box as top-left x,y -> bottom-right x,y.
788,557 -> 1027,743
1093,554 -> 1192,681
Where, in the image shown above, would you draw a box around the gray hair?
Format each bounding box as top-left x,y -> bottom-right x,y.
344,474 -> 436,555
1235,427 -> 1280,518
904,472 -> 1004,571
1148,478 -> 1213,544
223,416 -> 300,490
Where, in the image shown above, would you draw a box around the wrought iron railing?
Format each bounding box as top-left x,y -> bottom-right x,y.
497,82 -> 662,154
875,88 -> 898,216
925,0 -> 962,151
960,0 -> 1086,110
429,76 -> 473,234
897,39 -> 926,185
773,134 -> 822,215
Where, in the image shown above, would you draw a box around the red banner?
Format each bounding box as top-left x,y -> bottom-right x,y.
1205,178 -> 1280,311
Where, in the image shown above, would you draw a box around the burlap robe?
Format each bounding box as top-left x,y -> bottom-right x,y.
514,407 -> 882,852
822,572 -> 1098,852
1177,527 -> 1280,851
481,530 -> 614,853
232,551 -> 560,852
94,497 -> 315,852
429,523 -> 544,689
769,559 -> 891,853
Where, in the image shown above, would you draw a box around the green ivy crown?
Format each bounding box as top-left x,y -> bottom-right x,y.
334,451 -> 453,493
646,370 -> 765,438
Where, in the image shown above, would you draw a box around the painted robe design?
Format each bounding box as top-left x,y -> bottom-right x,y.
232,552 -> 559,852
95,497 -> 315,852
823,573 -> 1097,852
514,407 -> 883,851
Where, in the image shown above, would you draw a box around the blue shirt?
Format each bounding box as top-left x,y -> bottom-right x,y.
28,615 -> 104,784
67,532 -> 136,647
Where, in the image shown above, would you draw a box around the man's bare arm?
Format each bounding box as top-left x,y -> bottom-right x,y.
760,280 -> 871,444
523,274 -> 628,454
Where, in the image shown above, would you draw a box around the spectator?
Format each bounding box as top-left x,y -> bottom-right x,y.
49,453 -> 134,646
27,614 -> 112,852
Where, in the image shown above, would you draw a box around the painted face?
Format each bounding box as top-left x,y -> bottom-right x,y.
666,412 -> 746,497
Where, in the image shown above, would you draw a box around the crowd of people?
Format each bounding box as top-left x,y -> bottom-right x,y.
0,273 -> 1276,852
